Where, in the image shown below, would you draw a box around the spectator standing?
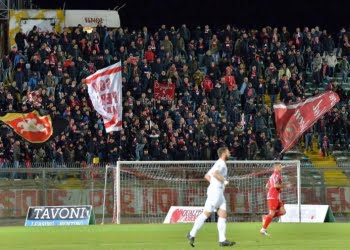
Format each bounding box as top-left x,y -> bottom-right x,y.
267,79 -> 279,108
161,35 -> 173,56
339,56 -> 350,83
341,35 -> 350,58
312,53 -> 322,86
209,35 -> 220,64
304,127 -> 314,152
135,129 -> 147,161
321,135 -> 330,157
323,34 -> 335,55
325,52 -> 337,77
12,141 -> 21,178
15,29 -> 26,52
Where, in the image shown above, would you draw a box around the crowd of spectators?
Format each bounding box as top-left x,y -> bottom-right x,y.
1,23 -> 350,166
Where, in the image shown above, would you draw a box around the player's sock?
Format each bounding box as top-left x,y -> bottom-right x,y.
217,217 -> 227,242
190,213 -> 208,237
262,214 -> 273,229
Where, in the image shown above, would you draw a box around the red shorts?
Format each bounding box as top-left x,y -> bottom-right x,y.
268,199 -> 284,210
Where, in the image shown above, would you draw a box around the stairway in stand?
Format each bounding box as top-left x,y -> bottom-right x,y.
304,137 -> 350,186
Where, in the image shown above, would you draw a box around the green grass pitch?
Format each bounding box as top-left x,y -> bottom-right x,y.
0,223 -> 349,250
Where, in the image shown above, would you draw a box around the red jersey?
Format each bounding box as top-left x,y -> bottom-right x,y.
202,77 -> 213,93
224,75 -> 236,91
144,50 -> 155,63
267,170 -> 282,200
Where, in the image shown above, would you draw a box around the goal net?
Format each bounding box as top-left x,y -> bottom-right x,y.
102,161 -> 300,224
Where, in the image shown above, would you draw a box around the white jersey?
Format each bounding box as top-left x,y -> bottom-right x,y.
206,159 -> 227,191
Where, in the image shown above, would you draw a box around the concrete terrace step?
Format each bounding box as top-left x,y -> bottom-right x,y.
325,180 -> 350,186
304,144 -> 349,186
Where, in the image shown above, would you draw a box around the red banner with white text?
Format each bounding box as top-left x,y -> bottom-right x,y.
274,91 -> 340,153
153,82 -> 175,101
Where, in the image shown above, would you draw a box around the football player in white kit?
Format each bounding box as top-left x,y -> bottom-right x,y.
187,147 -> 235,247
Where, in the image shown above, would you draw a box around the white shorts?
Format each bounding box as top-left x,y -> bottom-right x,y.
204,188 -> 226,213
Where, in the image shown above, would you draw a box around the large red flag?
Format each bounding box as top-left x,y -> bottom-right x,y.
86,62 -> 123,132
274,91 -> 340,153
0,111 -> 52,143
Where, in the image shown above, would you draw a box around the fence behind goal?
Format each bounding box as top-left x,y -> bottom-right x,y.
3,162 -> 350,224
103,161 -> 301,224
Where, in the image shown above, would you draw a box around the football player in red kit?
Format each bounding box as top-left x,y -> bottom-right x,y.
260,162 -> 290,236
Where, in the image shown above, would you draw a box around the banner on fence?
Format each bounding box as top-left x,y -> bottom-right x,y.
25,205 -> 95,226
163,206 -> 203,224
279,204 -> 335,223
1,187 -> 349,218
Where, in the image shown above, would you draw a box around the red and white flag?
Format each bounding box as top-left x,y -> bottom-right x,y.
274,91 -> 339,153
86,62 -> 123,132
27,90 -> 42,108
0,111 -> 52,143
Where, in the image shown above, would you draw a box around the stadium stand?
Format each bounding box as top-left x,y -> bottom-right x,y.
0,24 -> 350,170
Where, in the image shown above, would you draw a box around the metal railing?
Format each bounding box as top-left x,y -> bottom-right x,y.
0,160 -> 348,169
0,162 -> 106,169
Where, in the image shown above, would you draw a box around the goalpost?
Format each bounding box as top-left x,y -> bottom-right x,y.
102,161 -> 301,224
